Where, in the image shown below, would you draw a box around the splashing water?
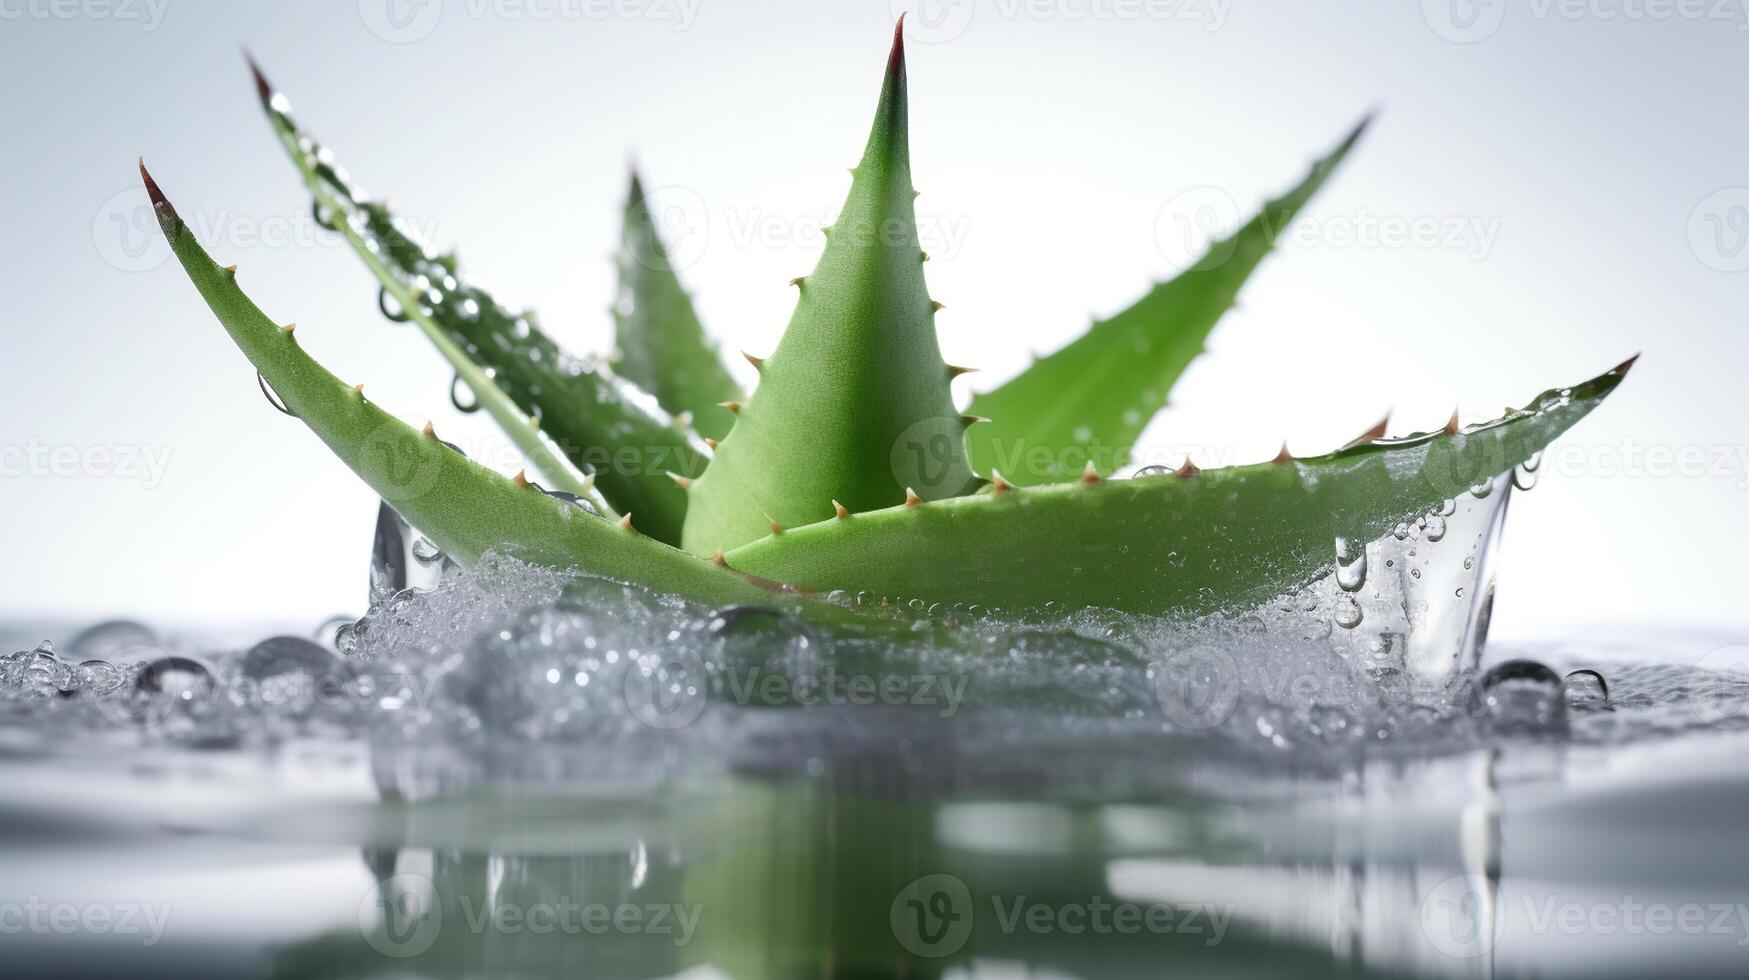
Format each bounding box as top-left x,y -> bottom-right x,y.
6,479 -> 1746,774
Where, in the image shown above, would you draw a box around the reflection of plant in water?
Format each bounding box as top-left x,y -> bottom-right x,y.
142,22 -> 1628,625
270,754 -> 1404,980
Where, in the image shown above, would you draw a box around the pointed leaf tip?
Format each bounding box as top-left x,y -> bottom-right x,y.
1613,353 -> 1640,375
244,51 -> 273,108
890,15 -> 906,71
137,160 -> 180,236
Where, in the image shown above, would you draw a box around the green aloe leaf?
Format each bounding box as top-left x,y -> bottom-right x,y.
726,361 -> 1631,617
143,162 -> 788,611
614,172 -> 743,441
249,59 -> 702,545
965,117 -> 1369,485
681,24 -> 978,556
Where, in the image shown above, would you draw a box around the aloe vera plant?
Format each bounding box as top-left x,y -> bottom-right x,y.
145,22 -> 1630,622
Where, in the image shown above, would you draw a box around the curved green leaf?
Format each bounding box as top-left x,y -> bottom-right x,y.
614,172 -> 743,441
144,162 -> 776,609
727,361 -> 1631,617
966,117 -> 1369,485
681,24 -> 977,556
249,59 -> 702,544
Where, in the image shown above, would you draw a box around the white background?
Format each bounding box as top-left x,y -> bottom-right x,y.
1,0 -> 1744,636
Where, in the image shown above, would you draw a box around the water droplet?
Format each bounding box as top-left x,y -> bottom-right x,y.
539,489 -> 599,517
1469,478 -> 1494,499
311,200 -> 338,232
1423,516 -> 1447,542
1512,463 -> 1538,491
1132,465 -> 1171,479
1435,498 -> 1457,517
258,373 -> 295,417
1392,522 -> 1412,540
378,288 -> 411,323
450,374 -> 480,413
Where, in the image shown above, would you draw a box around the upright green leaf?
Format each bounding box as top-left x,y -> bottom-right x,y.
249,59 -> 702,544
614,172 -> 743,441
728,361 -> 1631,617
681,24 -> 978,556
966,118 -> 1369,485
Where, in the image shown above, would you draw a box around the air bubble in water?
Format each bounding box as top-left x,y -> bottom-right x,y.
66,620 -> 157,661
1562,668 -> 1610,710
1476,659 -> 1566,735
1334,595 -> 1363,630
1334,537 -> 1367,592
239,636 -> 350,711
